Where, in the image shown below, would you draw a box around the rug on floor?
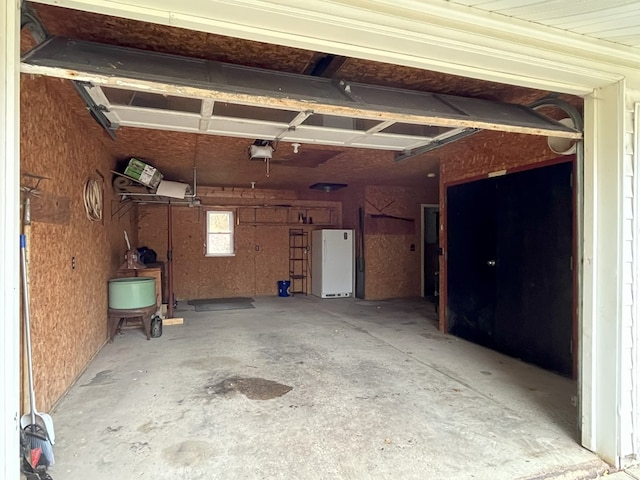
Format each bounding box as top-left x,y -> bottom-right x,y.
187,297 -> 255,312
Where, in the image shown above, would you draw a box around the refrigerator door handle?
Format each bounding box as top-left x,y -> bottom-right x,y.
323,239 -> 327,261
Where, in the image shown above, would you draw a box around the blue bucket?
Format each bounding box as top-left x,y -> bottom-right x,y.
277,280 -> 291,297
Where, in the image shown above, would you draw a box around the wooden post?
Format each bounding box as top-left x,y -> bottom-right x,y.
167,203 -> 174,318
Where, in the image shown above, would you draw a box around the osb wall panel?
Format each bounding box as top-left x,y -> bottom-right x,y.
21,75 -> 134,412
440,130 -> 558,185
365,216 -> 415,235
137,200 -> 342,299
364,186 -> 435,300
333,187 -> 365,230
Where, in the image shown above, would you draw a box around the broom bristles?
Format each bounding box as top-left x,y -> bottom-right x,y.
23,424 -> 55,467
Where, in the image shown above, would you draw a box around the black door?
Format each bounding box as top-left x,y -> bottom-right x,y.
493,162 -> 573,375
447,178 -> 498,348
447,162 -> 573,376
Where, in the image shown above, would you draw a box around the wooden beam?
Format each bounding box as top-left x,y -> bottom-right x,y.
29,193 -> 71,224
163,317 -> 183,326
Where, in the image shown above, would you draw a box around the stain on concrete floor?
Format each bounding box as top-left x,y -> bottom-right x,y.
206,376 -> 293,400
163,440 -> 213,466
80,369 -> 113,387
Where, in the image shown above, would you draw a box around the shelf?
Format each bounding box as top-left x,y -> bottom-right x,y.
237,204 -> 338,227
241,222 -> 337,227
289,228 -> 308,296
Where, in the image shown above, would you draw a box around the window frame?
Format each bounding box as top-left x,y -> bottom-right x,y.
205,210 -> 235,257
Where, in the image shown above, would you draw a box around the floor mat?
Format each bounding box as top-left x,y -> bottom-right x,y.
187,297 -> 254,305
187,297 -> 255,312
193,303 -> 255,312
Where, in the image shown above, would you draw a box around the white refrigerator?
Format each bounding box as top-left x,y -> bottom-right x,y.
311,229 -> 354,298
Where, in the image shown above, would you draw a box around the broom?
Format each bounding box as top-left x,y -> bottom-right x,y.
20,233 -> 55,466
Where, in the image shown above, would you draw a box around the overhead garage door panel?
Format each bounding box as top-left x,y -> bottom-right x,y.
21,37 -> 582,142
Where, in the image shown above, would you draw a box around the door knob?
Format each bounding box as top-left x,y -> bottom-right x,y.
487,260 -> 496,266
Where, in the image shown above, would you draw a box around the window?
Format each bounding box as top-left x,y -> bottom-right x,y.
206,211 -> 234,256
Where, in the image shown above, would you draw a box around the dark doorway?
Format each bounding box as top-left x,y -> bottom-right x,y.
446,161 -> 574,377
423,206 -> 440,306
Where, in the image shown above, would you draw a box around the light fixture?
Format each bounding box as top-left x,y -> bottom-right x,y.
249,140 -> 275,178
250,144 -> 273,159
309,183 -> 348,192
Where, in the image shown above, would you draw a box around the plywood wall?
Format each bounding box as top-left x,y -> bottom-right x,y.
20,75 -> 134,412
137,198 -> 342,299
325,186 -> 364,231
305,184 -> 435,302
363,185 -> 437,300
440,130 -> 558,184
137,184 -> 439,302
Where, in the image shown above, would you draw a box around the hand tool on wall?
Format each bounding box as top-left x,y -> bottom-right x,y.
19,234 -> 55,466
19,174 -> 49,418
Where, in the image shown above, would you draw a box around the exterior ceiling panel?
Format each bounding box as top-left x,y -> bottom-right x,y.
451,0 -> 640,48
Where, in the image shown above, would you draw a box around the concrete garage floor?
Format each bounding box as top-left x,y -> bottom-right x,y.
48,297 -> 611,479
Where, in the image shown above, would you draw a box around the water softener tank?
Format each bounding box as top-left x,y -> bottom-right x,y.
108,277 -> 156,309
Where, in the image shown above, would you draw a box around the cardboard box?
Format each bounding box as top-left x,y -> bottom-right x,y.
124,158 -> 163,188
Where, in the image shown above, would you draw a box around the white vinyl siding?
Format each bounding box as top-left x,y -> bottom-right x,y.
628,94 -> 640,465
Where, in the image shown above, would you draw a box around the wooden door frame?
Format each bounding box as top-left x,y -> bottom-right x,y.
420,203 -> 439,299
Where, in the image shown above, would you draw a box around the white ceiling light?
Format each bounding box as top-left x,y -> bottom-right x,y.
249,144 -> 273,159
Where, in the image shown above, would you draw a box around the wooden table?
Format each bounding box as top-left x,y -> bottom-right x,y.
108,304 -> 157,341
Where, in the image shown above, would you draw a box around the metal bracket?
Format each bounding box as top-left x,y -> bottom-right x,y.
111,199 -> 135,220
73,81 -> 118,140
395,128 -> 481,162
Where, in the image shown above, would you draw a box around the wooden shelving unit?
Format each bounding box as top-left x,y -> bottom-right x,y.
237,205 -> 338,226
289,229 -> 309,295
